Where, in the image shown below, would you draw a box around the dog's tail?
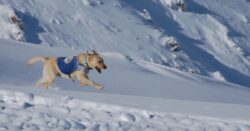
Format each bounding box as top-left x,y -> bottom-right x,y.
27,56 -> 48,65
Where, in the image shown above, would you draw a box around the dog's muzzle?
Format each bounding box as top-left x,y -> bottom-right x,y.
103,65 -> 107,69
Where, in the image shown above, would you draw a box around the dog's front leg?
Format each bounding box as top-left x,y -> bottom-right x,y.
80,79 -> 104,90
72,71 -> 104,90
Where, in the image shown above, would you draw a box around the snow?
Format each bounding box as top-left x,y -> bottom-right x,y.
1,87 -> 250,130
1,40 -> 250,130
0,5 -> 24,41
1,0 -> 250,130
0,0 -> 250,87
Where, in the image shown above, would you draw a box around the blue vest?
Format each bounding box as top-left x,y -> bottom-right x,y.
57,56 -> 78,75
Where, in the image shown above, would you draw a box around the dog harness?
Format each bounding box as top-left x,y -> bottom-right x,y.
57,56 -> 78,76
57,55 -> 92,78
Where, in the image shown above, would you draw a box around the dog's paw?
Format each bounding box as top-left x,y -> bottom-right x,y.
96,85 -> 104,90
80,83 -> 87,87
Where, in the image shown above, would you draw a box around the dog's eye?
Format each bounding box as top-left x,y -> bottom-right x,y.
98,61 -> 102,63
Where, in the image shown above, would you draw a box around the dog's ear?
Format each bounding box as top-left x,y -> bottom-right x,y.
93,50 -> 98,55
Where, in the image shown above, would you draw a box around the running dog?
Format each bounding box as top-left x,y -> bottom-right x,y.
28,50 -> 107,90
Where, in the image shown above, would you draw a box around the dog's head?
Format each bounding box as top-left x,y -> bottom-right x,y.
87,50 -> 107,73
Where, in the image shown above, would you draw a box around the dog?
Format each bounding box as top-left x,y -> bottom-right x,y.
28,50 -> 107,90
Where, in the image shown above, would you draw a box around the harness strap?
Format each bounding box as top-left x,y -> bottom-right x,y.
78,55 -> 93,74
82,55 -> 89,68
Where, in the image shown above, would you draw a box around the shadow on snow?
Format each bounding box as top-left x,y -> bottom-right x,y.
123,0 -> 250,88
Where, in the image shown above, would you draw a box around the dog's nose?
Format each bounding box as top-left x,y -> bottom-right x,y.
104,65 -> 107,69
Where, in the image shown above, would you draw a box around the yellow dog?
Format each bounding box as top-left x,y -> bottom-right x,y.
28,50 -> 107,89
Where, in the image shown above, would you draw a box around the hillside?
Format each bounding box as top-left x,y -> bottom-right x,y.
1,39 -> 250,130
1,0 -> 250,87
0,0 -> 250,130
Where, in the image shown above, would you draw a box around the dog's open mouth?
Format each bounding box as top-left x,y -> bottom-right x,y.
95,67 -> 102,73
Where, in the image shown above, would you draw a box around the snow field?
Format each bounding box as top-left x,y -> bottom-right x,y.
0,89 -> 250,131
0,0 -> 250,130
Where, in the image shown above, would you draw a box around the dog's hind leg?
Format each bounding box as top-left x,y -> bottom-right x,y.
38,63 -> 56,89
35,71 -> 47,88
44,66 -> 57,89
35,78 -> 43,87
43,77 -> 56,89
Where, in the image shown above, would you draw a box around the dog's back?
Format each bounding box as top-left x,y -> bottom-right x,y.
28,56 -> 49,65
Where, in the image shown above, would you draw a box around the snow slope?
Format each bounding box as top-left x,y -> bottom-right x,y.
0,0 -> 250,87
1,40 -> 250,130
1,0 -> 250,88
1,40 -> 250,105
1,0 -> 250,130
